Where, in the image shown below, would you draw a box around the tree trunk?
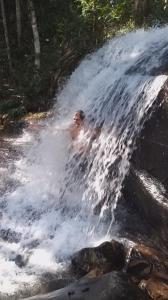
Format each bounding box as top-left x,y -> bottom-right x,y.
133,0 -> 150,25
15,0 -> 22,47
0,0 -> 12,73
27,0 -> 40,71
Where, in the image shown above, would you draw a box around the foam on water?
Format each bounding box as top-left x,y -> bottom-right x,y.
0,27 -> 168,295
137,170 -> 168,206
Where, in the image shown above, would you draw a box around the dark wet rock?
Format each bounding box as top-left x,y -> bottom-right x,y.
4,120 -> 28,134
124,168 -> 168,242
123,81 -> 168,243
131,84 -> 168,186
42,279 -> 73,294
126,243 -> 168,285
37,272 -> 74,295
14,254 -> 28,268
0,200 -> 7,210
0,228 -> 21,243
23,239 -> 40,250
127,259 -> 151,280
139,277 -> 168,300
114,195 -> 160,250
23,271 -> 151,300
115,242 -> 168,300
25,205 -> 42,222
71,240 -> 125,278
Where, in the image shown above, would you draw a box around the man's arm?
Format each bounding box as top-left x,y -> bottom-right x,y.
27,123 -> 46,130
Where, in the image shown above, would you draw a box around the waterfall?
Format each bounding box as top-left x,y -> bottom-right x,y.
0,27 -> 168,296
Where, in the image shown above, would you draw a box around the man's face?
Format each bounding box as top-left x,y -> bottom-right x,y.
73,112 -> 82,126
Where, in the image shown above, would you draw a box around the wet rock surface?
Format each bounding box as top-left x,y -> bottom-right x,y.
71,240 -> 125,278
126,243 -> 168,279
14,254 -> 28,268
22,271 -> 151,300
139,277 -> 168,300
0,228 -> 22,243
22,238 -> 168,300
38,276 -> 73,295
123,81 -> 168,243
123,168 -> 168,242
70,240 -> 168,300
132,84 -> 168,186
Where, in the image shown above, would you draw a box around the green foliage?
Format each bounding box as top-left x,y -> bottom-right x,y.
1,0 -> 168,117
0,98 -> 26,120
7,106 -> 26,119
0,98 -> 21,113
148,0 -> 168,24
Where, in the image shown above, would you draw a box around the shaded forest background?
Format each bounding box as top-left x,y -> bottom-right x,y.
0,0 -> 168,121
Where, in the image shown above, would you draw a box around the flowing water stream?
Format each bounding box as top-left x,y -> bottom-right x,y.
0,27 -> 168,298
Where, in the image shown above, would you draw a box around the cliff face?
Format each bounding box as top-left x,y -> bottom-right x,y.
123,80 -> 168,243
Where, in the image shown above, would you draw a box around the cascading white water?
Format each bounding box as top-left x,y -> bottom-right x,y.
0,27 -> 168,296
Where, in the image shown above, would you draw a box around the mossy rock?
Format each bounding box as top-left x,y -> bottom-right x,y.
24,112 -> 50,121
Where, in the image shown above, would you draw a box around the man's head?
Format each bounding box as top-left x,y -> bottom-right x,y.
73,110 -> 85,126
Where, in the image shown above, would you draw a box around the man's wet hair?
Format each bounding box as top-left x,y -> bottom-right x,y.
76,110 -> 85,120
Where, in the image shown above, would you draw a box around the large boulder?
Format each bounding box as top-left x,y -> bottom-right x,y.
124,168 -> 168,241
131,84 -> 168,186
125,242 -> 168,299
126,243 -> 168,281
123,82 -> 168,243
139,277 -> 168,300
71,240 -> 125,278
22,271 -> 151,300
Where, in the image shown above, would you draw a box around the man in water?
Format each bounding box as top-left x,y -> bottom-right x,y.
26,110 -> 85,138
59,110 -> 102,200
69,110 -> 85,141
26,109 -> 100,150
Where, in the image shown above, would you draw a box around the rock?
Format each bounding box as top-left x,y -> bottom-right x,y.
14,254 -> 27,268
123,168 -> 168,242
22,271 -> 151,300
0,113 -> 9,125
139,277 -> 168,300
0,228 -> 21,243
38,272 -> 73,294
24,112 -> 51,121
124,242 -> 168,299
123,82 -> 168,243
3,120 -> 29,134
127,260 -> 151,280
126,243 -> 168,282
71,240 -> 125,278
84,267 -> 104,278
132,85 -> 168,187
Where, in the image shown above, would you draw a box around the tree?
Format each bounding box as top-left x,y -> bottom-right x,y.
27,0 -> 41,71
15,0 -> 22,47
76,0 -> 112,44
133,0 -> 151,24
0,0 -> 12,73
